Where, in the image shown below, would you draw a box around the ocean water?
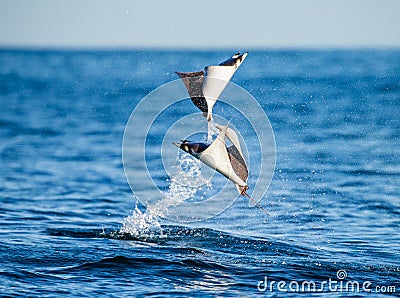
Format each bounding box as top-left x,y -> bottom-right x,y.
0,49 -> 399,296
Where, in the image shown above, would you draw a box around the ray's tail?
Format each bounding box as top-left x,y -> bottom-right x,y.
243,191 -> 270,217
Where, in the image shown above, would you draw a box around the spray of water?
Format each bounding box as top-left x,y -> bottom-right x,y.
207,119 -> 219,143
119,152 -> 210,238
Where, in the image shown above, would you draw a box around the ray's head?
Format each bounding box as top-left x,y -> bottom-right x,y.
219,52 -> 248,67
173,140 -> 209,156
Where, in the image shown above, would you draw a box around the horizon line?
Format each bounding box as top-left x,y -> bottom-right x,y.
1,44 -> 400,52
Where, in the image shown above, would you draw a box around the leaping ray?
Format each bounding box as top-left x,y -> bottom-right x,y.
176,52 -> 248,121
173,124 -> 268,215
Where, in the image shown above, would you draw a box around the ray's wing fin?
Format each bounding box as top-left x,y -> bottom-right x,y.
216,124 -> 248,182
175,71 -> 207,113
227,144 -> 248,183
217,125 -> 244,156
202,53 -> 248,120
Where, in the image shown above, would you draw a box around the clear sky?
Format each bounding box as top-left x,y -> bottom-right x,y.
0,0 -> 399,49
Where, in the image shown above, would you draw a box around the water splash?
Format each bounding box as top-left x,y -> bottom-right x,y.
207,119 -> 219,143
119,152 -> 210,238
119,202 -> 162,238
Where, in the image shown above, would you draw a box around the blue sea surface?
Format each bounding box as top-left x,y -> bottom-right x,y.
0,49 -> 399,296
